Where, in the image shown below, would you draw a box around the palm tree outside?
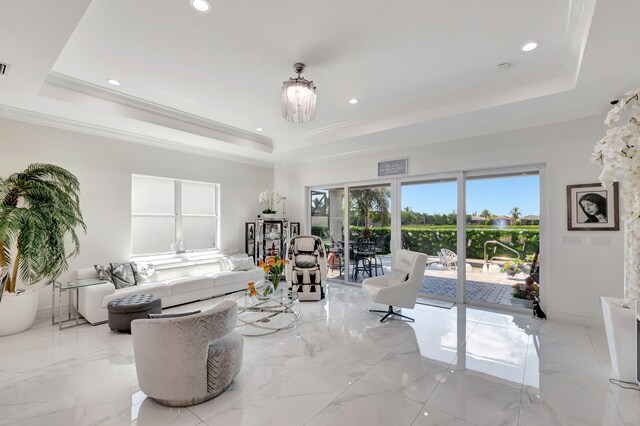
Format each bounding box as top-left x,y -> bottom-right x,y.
350,187 -> 390,228
510,206 -> 522,220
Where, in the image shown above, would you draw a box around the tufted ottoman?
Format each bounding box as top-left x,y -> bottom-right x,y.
107,293 -> 162,332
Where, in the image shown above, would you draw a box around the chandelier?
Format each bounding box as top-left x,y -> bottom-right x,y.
281,63 -> 316,123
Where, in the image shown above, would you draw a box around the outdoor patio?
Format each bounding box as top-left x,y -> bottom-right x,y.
326,254 -> 529,307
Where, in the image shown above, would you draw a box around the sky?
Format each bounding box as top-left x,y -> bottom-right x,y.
401,175 -> 540,216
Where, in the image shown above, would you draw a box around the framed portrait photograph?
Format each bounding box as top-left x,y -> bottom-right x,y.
291,222 -> 300,237
567,182 -> 619,231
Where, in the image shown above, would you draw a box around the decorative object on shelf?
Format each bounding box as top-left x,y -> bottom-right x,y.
259,189 -> 282,216
252,217 -> 293,264
169,238 -> 186,253
566,183 -> 619,231
0,163 -> 86,336
290,222 -> 300,238
245,222 -> 255,256
592,87 -> 640,381
258,256 -> 288,292
281,62 -> 316,123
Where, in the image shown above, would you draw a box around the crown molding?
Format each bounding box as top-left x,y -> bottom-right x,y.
40,72 -> 273,153
0,104 -> 274,168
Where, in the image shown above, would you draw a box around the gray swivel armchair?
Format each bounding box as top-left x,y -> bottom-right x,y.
131,300 -> 243,407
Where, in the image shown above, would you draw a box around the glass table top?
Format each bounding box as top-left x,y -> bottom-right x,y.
56,278 -> 108,290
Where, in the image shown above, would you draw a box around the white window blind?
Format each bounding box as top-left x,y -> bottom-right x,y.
131,175 -> 219,255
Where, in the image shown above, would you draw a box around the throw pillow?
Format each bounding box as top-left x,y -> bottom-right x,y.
230,257 -> 255,271
94,264 -> 113,282
388,269 -> 408,286
110,262 -> 138,289
147,310 -> 201,319
134,262 -> 157,283
295,254 -> 317,268
219,256 -> 231,271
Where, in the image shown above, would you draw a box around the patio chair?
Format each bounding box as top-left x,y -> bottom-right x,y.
353,237 -> 376,280
439,248 -> 458,269
371,235 -> 387,276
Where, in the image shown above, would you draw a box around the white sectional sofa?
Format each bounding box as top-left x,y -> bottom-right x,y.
76,256 -> 264,324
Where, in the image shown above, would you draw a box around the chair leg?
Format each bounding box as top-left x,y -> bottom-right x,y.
368,305 -> 414,322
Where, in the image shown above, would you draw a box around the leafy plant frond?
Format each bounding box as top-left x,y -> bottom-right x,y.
0,164 -> 85,289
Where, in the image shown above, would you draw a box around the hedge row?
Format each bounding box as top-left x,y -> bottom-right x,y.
311,226 -> 539,260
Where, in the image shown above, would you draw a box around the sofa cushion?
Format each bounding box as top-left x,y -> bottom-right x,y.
95,264 -> 113,282
229,257 -> 255,271
134,262 -> 157,283
166,276 -> 215,295
76,267 -> 99,280
102,282 -> 171,307
208,269 -> 264,288
110,262 -> 138,289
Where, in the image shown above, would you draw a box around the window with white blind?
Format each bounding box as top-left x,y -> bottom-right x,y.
131,175 -> 219,255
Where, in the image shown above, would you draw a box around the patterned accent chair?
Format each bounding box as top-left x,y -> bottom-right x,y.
285,235 -> 327,301
131,300 -> 243,407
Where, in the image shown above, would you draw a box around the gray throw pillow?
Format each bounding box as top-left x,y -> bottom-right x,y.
134,262 -> 157,283
147,310 -> 201,319
94,264 -> 113,282
110,262 -> 137,289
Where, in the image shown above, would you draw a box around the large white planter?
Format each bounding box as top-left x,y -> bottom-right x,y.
601,296 -> 636,381
0,290 -> 39,336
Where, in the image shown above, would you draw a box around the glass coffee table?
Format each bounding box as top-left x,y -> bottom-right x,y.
226,289 -> 300,336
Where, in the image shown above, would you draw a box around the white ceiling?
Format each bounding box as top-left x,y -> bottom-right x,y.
1,0 -> 639,166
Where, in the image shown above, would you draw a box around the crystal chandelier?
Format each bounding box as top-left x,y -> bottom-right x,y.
281,63 -> 316,123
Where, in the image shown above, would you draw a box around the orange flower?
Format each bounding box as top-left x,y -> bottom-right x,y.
247,282 -> 256,297
263,265 -> 271,273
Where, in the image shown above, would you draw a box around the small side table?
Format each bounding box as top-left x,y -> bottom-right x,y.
52,278 -> 107,330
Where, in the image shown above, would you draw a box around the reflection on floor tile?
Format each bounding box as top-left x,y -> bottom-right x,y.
0,282 -> 626,425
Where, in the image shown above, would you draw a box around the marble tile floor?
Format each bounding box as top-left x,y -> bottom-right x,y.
0,282 -> 637,426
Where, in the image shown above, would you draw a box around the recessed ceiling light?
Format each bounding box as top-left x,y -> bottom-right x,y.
107,79 -> 121,86
349,98 -> 359,104
190,0 -> 212,13
256,127 -> 264,132
522,42 -> 539,52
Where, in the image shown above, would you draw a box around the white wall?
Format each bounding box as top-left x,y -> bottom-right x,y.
0,118 -> 273,311
275,115 -> 623,326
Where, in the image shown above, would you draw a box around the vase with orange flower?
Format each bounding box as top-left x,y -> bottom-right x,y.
258,255 -> 288,293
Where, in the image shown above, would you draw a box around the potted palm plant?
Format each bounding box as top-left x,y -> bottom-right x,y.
0,163 -> 85,336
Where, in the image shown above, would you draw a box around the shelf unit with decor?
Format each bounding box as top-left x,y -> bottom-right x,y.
251,217 -> 290,264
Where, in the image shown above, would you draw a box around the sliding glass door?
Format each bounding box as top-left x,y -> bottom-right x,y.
310,188 -> 345,280
464,172 -> 540,307
347,184 -> 391,283
308,167 -> 542,311
400,179 -> 458,300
